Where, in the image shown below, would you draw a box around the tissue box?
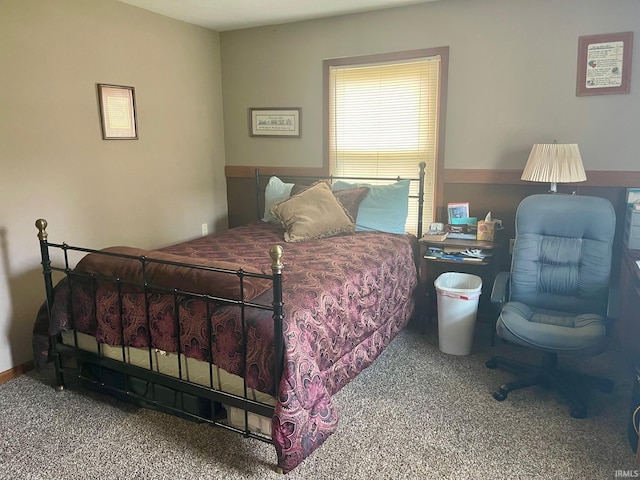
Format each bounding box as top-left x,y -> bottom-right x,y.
477,220 -> 499,242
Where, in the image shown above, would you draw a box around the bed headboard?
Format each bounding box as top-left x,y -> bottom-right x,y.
254,162 -> 427,238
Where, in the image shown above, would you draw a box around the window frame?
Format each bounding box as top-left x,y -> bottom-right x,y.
323,47 -> 449,226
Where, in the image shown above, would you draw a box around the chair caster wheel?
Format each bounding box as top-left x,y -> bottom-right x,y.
570,408 -> 587,419
493,391 -> 506,401
486,359 -> 498,369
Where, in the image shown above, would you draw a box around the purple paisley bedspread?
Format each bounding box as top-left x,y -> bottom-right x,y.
39,221 -> 418,473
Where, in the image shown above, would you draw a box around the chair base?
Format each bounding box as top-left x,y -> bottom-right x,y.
485,352 -> 614,418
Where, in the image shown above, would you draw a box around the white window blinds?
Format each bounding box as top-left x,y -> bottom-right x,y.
328,56 -> 440,235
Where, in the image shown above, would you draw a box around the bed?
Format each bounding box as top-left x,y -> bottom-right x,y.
32,164 -> 426,473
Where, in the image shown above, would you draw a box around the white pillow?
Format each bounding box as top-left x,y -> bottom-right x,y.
263,176 -> 294,222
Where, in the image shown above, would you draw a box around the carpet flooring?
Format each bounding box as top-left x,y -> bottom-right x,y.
1,320 -> 637,479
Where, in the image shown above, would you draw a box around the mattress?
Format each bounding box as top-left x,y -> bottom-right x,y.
61,330 -> 274,435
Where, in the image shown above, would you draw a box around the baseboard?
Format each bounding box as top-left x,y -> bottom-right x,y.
0,361 -> 34,384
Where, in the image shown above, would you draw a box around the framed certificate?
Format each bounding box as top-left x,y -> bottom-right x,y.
576,32 -> 633,96
97,84 -> 138,139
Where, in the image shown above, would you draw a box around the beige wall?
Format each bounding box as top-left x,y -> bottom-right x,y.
0,0 -> 226,372
220,0 -> 640,172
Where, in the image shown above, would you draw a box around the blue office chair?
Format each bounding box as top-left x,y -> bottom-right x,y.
486,194 -> 616,418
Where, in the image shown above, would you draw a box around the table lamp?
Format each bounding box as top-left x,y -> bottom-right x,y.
521,142 -> 586,193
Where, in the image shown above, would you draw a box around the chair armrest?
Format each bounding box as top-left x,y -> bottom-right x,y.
491,271 -> 510,308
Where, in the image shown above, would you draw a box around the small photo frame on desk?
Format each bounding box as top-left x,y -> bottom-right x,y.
447,202 -> 469,224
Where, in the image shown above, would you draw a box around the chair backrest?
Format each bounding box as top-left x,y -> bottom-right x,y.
509,194 -> 616,316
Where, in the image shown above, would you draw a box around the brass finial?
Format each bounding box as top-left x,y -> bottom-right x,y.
35,219 -> 48,241
269,245 -> 284,274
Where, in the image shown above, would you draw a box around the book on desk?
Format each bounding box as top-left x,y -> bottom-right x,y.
424,247 -> 492,262
424,253 -> 483,262
420,224 -> 477,242
421,231 -> 449,242
421,224 -> 478,241
445,223 -> 477,240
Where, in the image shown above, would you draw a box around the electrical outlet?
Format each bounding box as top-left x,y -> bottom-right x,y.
201,223 -> 208,236
509,238 -> 515,254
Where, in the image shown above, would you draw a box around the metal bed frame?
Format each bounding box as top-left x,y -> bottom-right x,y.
34,161 -> 426,471
36,219 -> 284,444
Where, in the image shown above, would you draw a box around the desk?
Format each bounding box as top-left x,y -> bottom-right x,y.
618,247 -> 640,459
418,237 -> 506,330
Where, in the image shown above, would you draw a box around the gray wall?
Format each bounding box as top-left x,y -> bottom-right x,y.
220,0 -> 640,172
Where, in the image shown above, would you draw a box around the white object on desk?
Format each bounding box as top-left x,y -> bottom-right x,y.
627,188 -> 640,206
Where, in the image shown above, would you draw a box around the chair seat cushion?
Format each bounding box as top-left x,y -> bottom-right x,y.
496,301 -> 606,355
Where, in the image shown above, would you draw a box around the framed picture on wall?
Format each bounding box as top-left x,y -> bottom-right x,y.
97,84 -> 138,139
576,31 -> 633,96
249,108 -> 301,138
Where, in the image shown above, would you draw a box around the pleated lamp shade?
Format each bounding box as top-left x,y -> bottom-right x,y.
521,143 -> 587,192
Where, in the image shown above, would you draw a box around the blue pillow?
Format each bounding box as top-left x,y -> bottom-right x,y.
332,179 -> 410,234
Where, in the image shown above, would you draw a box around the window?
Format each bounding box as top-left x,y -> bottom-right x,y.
324,48 -> 448,235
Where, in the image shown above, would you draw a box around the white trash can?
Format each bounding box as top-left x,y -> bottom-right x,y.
434,272 -> 482,355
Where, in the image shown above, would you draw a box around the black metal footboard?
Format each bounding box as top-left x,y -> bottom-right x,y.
35,219 -> 284,443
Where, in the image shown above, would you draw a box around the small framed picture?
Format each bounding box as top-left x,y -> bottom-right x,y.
249,107 -> 301,138
447,202 -> 470,224
97,84 -> 138,139
576,31 -> 633,97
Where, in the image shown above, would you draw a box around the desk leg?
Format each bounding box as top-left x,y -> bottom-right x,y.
424,292 -> 432,333
413,282 -> 429,334
424,290 -> 439,333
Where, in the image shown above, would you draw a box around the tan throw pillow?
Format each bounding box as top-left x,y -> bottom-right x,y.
270,181 -> 355,242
